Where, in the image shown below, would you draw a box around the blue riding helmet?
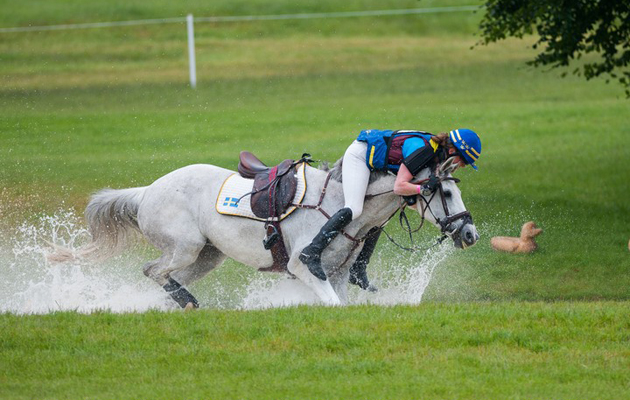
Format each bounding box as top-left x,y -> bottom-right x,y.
449,129 -> 481,170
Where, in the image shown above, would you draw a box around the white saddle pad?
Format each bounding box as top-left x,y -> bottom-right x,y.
215,162 -> 307,221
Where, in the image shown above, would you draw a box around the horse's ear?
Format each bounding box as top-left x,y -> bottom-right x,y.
438,157 -> 457,175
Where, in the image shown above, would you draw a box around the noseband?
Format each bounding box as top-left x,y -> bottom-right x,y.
416,175 -> 472,236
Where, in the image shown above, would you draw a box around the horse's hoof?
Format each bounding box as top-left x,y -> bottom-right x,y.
367,285 -> 378,293
184,302 -> 197,311
349,272 -> 374,291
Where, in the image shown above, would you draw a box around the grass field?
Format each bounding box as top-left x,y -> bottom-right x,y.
2,303 -> 630,400
1,0 -> 630,398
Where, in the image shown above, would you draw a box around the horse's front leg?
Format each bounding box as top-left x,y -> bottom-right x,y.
328,269 -> 350,305
287,246 -> 341,306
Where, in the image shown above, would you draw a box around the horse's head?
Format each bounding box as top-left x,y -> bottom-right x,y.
411,158 -> 479,249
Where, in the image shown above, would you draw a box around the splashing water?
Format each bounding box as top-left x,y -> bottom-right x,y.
0,210 -> 173,314
241,244 -> 454,309
354,244 -> 454,306
1,210 -> 453,314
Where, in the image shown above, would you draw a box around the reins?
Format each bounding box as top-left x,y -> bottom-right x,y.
296,169 -> 473,262
381,227 -> 448,252
292,171 -> 457,275
380,195 -> 449,254
292,173 -> 396,245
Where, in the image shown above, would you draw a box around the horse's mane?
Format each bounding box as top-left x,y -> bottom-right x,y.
319,157 -> 389,184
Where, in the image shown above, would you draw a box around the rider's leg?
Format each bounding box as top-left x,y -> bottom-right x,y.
299,207 -> 353,280
349,227 -> 381,291
299,141 -> 371,280
341,140 -> 371,220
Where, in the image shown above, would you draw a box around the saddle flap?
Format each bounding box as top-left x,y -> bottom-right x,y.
251,162 -> 298,219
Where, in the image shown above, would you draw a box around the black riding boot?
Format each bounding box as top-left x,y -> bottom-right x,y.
299,207 -> 353,281
349,227 -> 381,292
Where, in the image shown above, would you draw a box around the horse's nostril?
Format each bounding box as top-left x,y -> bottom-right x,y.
462,226 -> 478,245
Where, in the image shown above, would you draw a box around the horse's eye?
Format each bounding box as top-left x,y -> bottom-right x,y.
444,191 -> 452,198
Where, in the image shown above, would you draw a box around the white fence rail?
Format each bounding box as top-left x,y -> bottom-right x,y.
0,6 -> 480,88
186,14 -> 197,89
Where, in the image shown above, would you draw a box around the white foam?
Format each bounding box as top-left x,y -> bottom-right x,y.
238,241 -> 454,309
352,244 -> 454,306
242,275 -> 321,309
1,210 -> 174,314
1,210 -> 453,314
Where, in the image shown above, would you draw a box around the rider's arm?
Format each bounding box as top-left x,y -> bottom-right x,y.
393,163 -> 421,196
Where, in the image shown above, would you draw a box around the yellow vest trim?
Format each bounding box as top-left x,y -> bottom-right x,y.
368,145 -> 376,168
429,138 -> 439,152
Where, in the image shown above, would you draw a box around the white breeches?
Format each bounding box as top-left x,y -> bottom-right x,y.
342,140 -> 371,220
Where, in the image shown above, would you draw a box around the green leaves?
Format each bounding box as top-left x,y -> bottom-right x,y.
479,0 -> 630,97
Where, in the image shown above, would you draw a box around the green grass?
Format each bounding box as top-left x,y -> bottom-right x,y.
1,2 -> 630,397
2,302 -> 630,400
2,27 -> 629,301
1,2 -> 629,301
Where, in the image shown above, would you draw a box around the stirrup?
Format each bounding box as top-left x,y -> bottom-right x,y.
263,224 -> 280,250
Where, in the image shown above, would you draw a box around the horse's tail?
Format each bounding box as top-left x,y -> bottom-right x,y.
47,187 -> 146,263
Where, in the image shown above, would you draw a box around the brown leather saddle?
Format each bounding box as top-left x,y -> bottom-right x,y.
238,151 -> 298,220
238,151 -> 312,274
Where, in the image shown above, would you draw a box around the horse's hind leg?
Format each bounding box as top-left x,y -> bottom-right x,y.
171,241 -> 227,286
142,234 -> 207,309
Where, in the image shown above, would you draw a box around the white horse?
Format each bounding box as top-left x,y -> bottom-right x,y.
50,156 -> 478,307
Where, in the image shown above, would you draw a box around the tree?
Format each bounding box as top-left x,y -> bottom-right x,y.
478,0 -> 630,96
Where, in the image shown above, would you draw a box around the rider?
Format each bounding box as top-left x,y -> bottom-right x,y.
299,128 -> 482,288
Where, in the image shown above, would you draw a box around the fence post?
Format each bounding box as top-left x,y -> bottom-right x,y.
187,14 -> 197,89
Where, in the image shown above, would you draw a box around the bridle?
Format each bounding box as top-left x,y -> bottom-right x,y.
413,173 -> 473,237
295,167 -> 473,265
361,170 -> 473,253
